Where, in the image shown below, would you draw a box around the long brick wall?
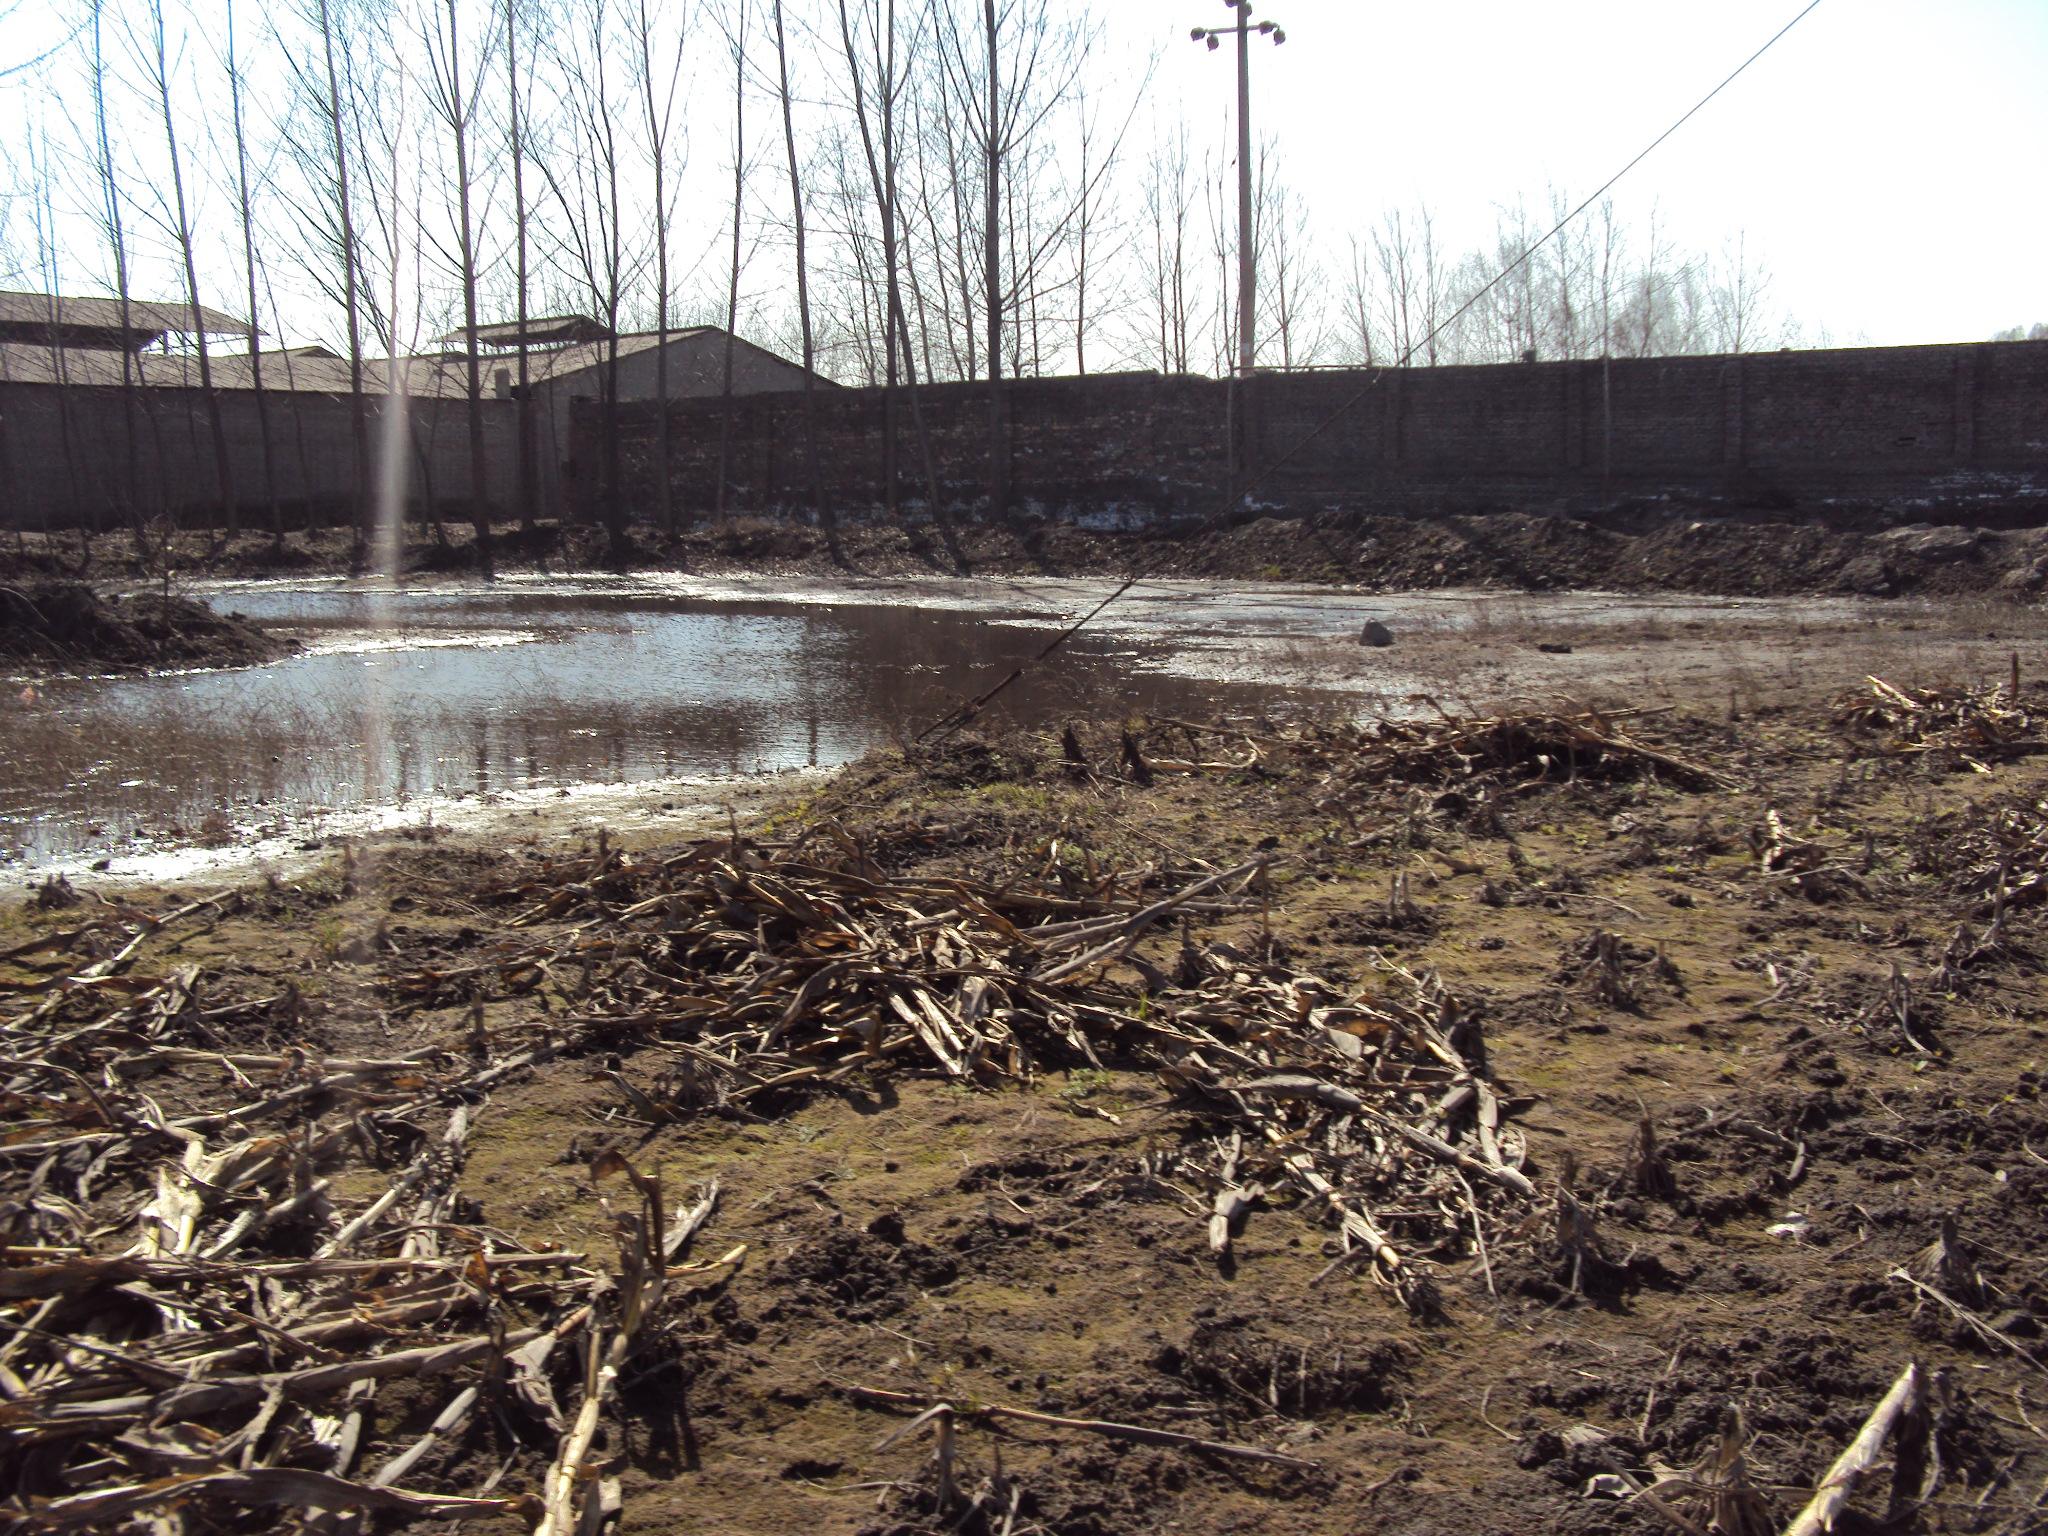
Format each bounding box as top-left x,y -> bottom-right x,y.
586,339 -> 2048,526
0,381 -> 520,531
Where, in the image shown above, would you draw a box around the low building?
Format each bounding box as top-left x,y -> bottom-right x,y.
436,316 -> 830,404
0,293 -> 831,530
0,289 -> 252,352
434,317 -> 836,508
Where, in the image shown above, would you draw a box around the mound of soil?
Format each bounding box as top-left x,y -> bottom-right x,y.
10,506 -> 2048,598
1152,510 -> 2048,597
618,509 -> 2048,597
0,581 -> 292,672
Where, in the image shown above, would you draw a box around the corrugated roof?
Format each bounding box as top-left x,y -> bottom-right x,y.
0,343 -> 474,396
436,314 -> 617,347
516,330 -> 716,381
0,290 -> 253,339
0,328 -> 823,396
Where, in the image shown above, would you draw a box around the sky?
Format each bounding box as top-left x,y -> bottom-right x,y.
1100,0 -> 2048,346
1,0 -> 2043,352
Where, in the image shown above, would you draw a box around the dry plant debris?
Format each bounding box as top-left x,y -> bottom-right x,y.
0,889 -> 741,1531
0,809 -> 1558,1525
4,695 -> 2044,1534
1835,674 -> 2044,771
412,823 -> 1551,1324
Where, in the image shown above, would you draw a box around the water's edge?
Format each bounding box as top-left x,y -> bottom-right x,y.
3,575 -> 1903,882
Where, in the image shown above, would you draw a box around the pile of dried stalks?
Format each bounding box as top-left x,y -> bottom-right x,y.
0,809 -> 1561,1526
1834,674 -> 2043,770
440,826 -> 1555,1315
0,889 -> 740,1532
1297,705 -> 1726,785
1278,707 -> 1731,836
1098,707 -> 1729,851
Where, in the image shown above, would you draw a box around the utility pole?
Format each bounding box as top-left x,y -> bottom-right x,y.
1191,1 -> 1283,494
1191,0 -> 1284,382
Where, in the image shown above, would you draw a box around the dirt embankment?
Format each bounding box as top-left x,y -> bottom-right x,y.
5,662 -> 2046,1534
1174,508 -> 2048,597
7,508 -> 2048,597
0,580 -> 293,673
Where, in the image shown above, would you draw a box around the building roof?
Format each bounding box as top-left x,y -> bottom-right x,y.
0,290 -> 254,342
436,314 -> 617,348
0,327 -> 829,396
513,329 -> 713,380
512,328 -> 848,391
0,342 -> 473,396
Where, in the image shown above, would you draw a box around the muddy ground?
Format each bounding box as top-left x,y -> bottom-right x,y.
7,506 -> 2048,600
5,619 -> 2046,1534
0,579 -> 294,673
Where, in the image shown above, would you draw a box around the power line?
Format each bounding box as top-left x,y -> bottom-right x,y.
920,0 -> 1827,742
1253,0 -> 1827,480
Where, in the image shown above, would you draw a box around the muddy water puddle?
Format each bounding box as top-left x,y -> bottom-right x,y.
0,580 -> 1341,875
1,576 -> 1907,879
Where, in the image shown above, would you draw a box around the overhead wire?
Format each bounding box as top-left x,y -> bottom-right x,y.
917,0 -> 1827,742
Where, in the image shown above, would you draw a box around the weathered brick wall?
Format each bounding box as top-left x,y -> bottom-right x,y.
0,381 -> 520,530
587,339 -> 2048,526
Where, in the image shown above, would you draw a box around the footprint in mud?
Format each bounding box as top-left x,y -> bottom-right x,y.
1153,1311 -> 1411,1419
762,1215 -> 960,1323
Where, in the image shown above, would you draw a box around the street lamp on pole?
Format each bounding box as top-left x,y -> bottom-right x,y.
1191,1 -> 1284,383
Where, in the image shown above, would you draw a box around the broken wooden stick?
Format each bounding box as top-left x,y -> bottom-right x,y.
1780,1361 -> 1924,1536
25,1465 -> 538,1528
535,1152 -> 673,1536
1238,1073 -> 1536,1199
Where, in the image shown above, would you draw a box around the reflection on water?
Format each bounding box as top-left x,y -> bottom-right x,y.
1,587 -> 1335,866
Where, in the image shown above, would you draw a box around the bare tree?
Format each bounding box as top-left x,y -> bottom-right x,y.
827,4 -> 961,559
1339,233 -> 1375,365
769,0 -> 836,559
901,76 -> 969,378
538,0 -> 634,565
1198,128 -> 1235,375
714,0 -> 747,527
504,0 -> 537,532
25,129 -> 87,540
833,0 -> 908,519
628,0 -> 684,535
1710,230 -> 1774,354
1415,202 -> 1446,366
1596,197 -> 1619,480
422,0 -> 496,573
280,0 -> 373,558
1064,80 -> 1143,373
931,0 -> 1070,524
81,0 -> 151,541
1138,122 -> 1195,372
376,83 -> 420,574
873,36 -> 986,384
129,0 -> 238,534
1253,152 -> 1324,368
222,0 -> 283,545
1371,204 -> 1419,365
817,125 -> 888,386
1537,184 -> 1586,360
1617,201 -> 1674,358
